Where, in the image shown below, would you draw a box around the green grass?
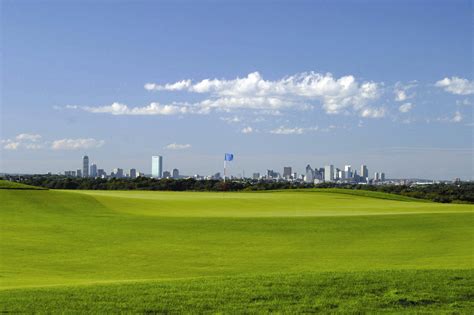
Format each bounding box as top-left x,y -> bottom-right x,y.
0,179 -> 46,190
1,188 -> 473,313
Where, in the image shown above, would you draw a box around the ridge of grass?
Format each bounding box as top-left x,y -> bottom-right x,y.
0,179 -> 46,190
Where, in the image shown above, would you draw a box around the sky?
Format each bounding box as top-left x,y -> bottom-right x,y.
1,0 -> 473,180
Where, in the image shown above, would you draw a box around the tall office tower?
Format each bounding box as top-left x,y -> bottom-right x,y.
360,165 -> 368,178
380,172 -> 385,182
76,169 -> 82,177
305,165 -> 314,183
172,168 -> 179,179
338,169 -> 344,180
252,172 -> 260,180
374,172 -> 380,181
283,167 -> 292,179
90,164 -> 97,178
129,168 -> 137,179
97,169 -> 106,178
344,165 -> 352,178
324,165 -> 334,182
163,171 -> 171,178
113,168 -> 124,178
152,156 -> 163,178
82,155 -> 89,177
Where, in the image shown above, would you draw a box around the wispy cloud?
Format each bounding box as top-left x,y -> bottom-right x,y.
435,77 -> 474,95
74,102 -> 207,116
241,126 -> 254,134
164,143 -> 191,150
394,81 -> 417,102
1,133 -> 43,150
269,126 -> 319,135
398,102 -> 413,113
51,138 -> 105,150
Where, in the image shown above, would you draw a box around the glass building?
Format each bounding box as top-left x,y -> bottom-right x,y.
82,155 -> 89,178
152,156 -> 163,178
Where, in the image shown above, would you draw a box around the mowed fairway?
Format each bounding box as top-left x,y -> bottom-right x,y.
1,188 -> 473,313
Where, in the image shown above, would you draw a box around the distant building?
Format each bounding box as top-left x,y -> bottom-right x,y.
76,169 -> 82,177
163,171 -> 171,178
374,172 -> 380,181
82,155 -> 89,177
129,168 -> 137,179
114,168 -> 124,178
97,169 -> 106,178
253,172 -> 260,180
360,165 -> 368,179
65,170 -> 76,177
152,156 -> 163,178
380,172 -> 385,182
90,164 -> 97,178
283,167 -> 292,179
344,165 -> 352,179
267,169 -> 278,179
172,168 -> 179,179
304,164 -> 314,183
324,165 -> 334,182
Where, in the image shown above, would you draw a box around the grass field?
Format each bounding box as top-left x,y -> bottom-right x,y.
1,188 -> 473,313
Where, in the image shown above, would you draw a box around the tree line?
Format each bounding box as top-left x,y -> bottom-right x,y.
2,174 -> 473,203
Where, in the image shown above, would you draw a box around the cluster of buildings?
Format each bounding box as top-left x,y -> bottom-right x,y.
64,155 -> 181,180
64,155 -> 385,184
255,164 -> 385,184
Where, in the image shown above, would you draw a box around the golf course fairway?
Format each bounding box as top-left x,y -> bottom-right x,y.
1,187 -> 473,313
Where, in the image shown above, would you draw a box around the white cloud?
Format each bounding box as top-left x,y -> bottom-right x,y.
2,133 -> 43,150
83,102 -> 196,115
220,116 -> 241,123
3,142 -> 21,150
164,143 -> 191,150
241,126 -> 253,134
145,71 -> 383,117
145,80 -> 192,91
15,133 -> 42,142
360,107 -> 386,118
436,111 -> 464,123
435,77 -> 474,95
451,111 -> 463,123
394,81 -> 417,102
270,127 -> 305,135
51,138 -> 105,150
399,102 -> 413,113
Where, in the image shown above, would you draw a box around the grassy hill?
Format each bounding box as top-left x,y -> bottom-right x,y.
0,179 -> 46,190
1,189 -> 472,313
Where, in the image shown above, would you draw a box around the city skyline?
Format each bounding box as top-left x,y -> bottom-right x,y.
1,1 -> 472,180
61,154 -> 388,183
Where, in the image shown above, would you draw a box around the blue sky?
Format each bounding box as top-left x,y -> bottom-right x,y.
1,0 -> 472,179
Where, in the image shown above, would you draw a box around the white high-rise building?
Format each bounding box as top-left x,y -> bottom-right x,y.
152,156 -> 163,178
82,155 -> 89,178
344,165 -> 352,178
324,165 -> 334,182
374,172 -> 380,181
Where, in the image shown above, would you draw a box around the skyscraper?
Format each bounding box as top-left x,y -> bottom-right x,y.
152,156 -> 163,178
172,168 -> 179,179
304,165 -> 314,183
114,168 -> 124,178
82,155 -> 89,177
90,163 -> 97,178
324,165 -> 334,182
344,165 -> 352,178
283,167 -> 292,179
360,165 -> 368,178
129,168 -> 137,179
